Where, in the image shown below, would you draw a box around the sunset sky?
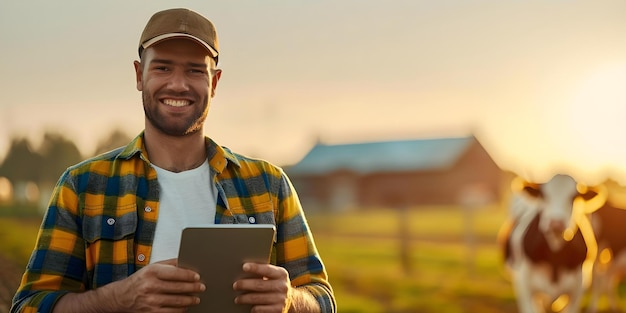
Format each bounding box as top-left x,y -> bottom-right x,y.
1,0 -> 625,185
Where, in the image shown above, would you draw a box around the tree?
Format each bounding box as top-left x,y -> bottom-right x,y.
92,129 -> 132,156
0,138 -> 42,183
38,132 -> 82,183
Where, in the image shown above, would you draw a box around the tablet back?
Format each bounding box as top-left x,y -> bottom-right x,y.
178,224 -> 276,313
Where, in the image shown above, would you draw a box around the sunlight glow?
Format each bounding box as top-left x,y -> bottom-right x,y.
579,184 -> 608,214
562,228 -> 575,242
0,177 -> 12,202
599,248 -> 612,266
565,62 -> 626,177
24,182 -> 39,203
552,294 -> 569,312
573,198 -> 598,290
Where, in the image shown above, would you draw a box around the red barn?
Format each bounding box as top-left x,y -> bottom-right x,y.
286,135 -> 506,211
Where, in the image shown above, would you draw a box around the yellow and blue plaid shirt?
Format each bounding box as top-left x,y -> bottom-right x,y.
11,132 -> 336,313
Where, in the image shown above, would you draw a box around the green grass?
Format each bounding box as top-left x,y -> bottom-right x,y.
2,205 -> 624,312
306,206 -> 517,312
307,207 -> 626,312
0,216 -> 40,267
307,205 -> 507,239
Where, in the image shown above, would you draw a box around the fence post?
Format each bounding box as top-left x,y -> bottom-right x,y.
459,184 -> 493,275
399,205 -> 412,275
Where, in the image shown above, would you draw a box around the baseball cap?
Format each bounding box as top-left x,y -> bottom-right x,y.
139,8 -> 219,63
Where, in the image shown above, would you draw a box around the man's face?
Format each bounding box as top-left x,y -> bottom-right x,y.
134,38 -> 221,137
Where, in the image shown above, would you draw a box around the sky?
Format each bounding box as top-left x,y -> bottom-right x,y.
1,0 -> 625,185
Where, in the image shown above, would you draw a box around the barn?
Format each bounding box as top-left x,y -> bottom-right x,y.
285,135 -> 506,211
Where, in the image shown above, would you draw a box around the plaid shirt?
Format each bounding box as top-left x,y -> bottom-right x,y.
11,132 -> 336,313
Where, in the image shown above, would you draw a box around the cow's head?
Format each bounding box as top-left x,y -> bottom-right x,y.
513,174 -> 606,243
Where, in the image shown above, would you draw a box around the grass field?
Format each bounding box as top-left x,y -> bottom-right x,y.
306,205 -> 518,313
1,205 -> 625,312
0,217 -> 40,266
0,216 -> 41,313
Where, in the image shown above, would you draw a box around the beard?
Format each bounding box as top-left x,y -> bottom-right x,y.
142,89 -> 210,136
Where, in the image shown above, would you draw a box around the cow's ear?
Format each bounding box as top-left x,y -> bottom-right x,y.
522,184 -> 543,199
511,176 -> 543,198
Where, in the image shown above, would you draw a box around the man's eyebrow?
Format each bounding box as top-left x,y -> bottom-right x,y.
187,62 -> 208,68
151,59 -> 207,68
151,58 -> 174,65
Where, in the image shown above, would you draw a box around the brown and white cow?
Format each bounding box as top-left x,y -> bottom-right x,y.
500,174 -> 606,313
586,200 -> 626,313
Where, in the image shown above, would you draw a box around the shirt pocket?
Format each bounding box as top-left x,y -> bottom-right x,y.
82,203 -> 138,288
83,203 -> 138,243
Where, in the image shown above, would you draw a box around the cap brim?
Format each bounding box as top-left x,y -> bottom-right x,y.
141,33 -> 218,58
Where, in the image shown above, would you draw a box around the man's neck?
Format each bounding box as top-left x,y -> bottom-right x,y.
144,129 -> 207,173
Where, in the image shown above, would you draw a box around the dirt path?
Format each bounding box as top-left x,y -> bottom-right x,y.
0,254 -> 23,313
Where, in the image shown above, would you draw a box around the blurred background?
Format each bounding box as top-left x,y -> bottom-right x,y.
1,0 -> 625,312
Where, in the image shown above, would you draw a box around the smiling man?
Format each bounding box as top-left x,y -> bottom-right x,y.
11,8 -> 336,313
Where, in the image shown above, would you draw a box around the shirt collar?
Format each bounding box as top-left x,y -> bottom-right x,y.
116,131 -> 241,173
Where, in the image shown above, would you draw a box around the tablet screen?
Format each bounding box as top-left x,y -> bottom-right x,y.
177,224 -> 276,313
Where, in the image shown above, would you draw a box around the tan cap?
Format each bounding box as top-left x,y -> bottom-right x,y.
139,8 -> 219,63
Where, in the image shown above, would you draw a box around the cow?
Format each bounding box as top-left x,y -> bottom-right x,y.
499,174 -> 606,313
586,200 -> 626,313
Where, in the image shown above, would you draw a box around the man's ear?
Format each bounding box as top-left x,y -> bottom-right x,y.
210,69 -> 222,98
133,60 -> 143,91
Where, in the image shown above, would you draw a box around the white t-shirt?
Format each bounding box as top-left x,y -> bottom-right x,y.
149,159 -> 217,263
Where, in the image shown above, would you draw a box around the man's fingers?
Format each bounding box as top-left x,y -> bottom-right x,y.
242,263 -> 288,279
146,279 -> 206,295
235,263 -> 290,293
232,264 -> 293,311
139,262 -> 202,283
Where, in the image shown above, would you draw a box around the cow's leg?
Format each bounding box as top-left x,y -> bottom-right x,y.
513,265 -> 542,313
561,272 -> 585,313
563,289 -> 584,313
588,262 -> 621,313
509,213 -> 544,313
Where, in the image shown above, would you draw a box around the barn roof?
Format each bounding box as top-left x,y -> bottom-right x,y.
288,135 -> 476,175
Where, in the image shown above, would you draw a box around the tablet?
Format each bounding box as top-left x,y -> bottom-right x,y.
177,224 -> 276,313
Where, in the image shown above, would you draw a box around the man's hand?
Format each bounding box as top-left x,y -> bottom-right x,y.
111,258 -> 205,312
53,258 -> 206,313
233,263 -> 321,313
233,263 -> 293,313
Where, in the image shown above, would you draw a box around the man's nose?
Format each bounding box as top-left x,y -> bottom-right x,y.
168,70 -> 190,91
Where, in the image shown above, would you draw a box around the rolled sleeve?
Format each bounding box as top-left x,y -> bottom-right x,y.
276,173 -> 337,312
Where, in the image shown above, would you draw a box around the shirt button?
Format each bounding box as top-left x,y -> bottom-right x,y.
144,206 -> 152,213
107,218 -> 115,226
248,216 -> 256,224
137,254 -> 146,262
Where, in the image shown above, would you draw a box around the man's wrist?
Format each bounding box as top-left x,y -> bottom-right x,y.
288,287 -> 321,313
51,281 -> 123,313
94,281 -> 124,312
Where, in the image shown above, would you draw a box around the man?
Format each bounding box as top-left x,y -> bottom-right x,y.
11,8 -> 336,313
